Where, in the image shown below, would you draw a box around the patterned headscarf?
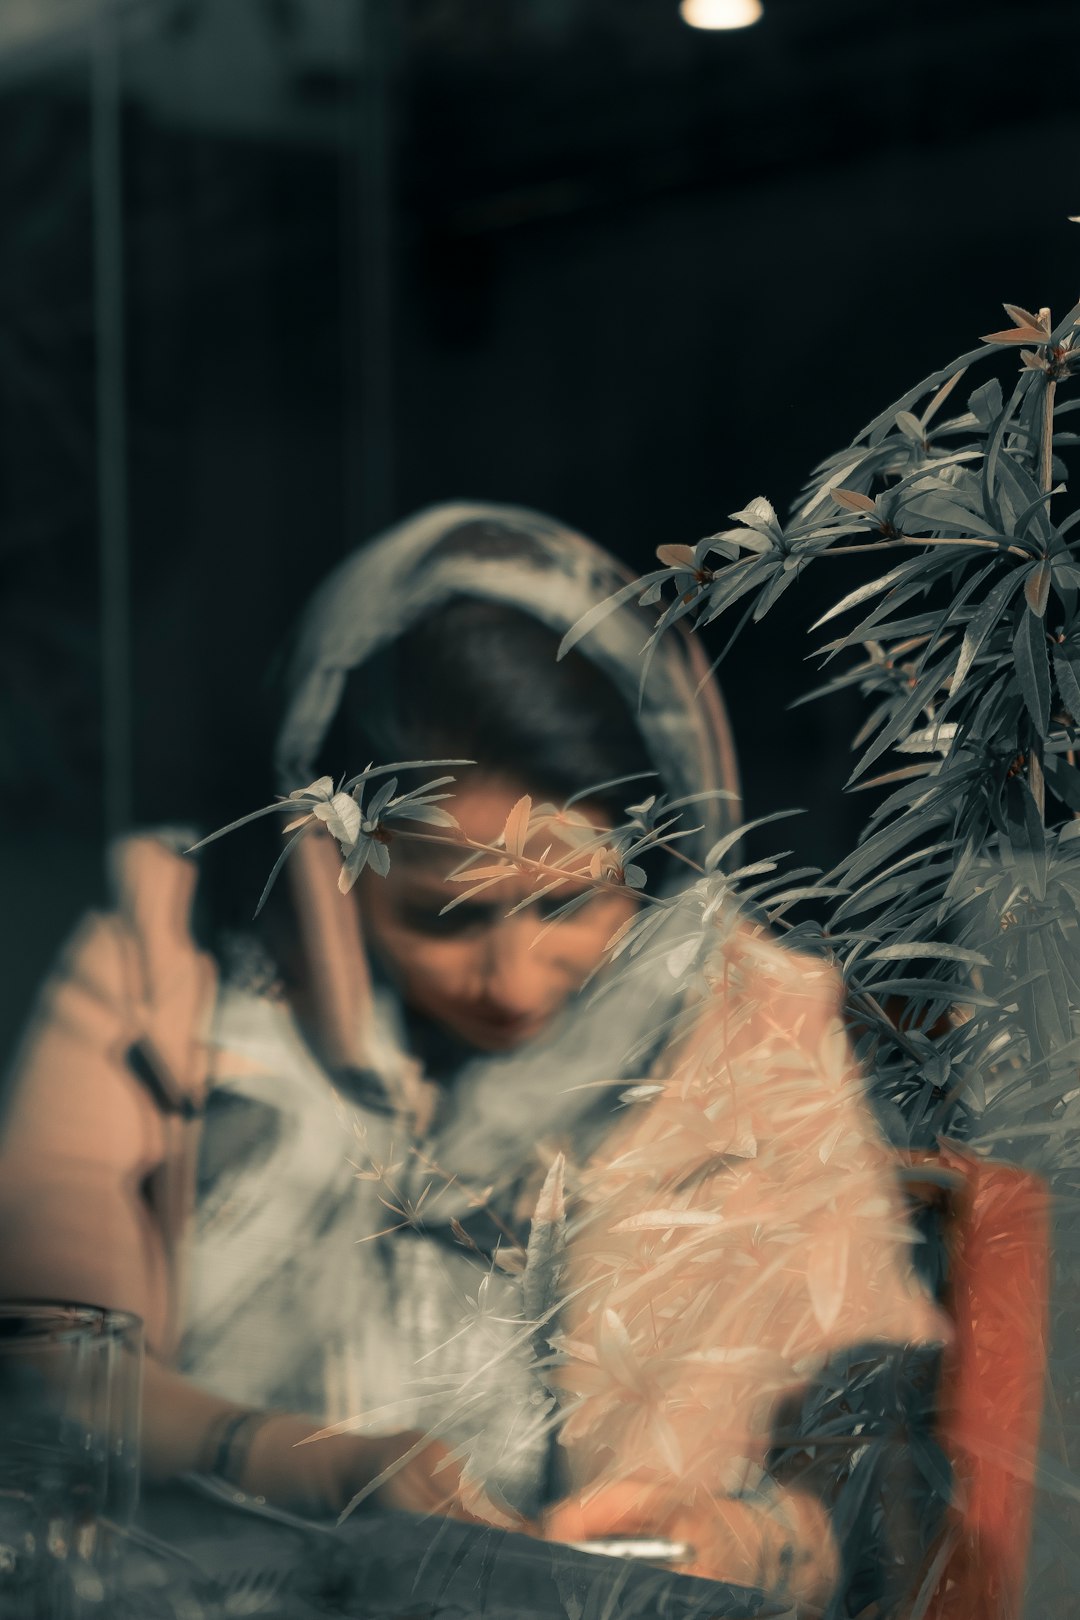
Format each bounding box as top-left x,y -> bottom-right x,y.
275,500 -> 743,1215
275,500 -> 739,862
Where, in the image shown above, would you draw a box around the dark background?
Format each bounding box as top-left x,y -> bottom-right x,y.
2,0 -> 1079,1061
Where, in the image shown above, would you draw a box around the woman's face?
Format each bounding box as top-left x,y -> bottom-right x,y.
359,777 -> 637,1053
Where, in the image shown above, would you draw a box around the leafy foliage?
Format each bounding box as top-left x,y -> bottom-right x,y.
188,762 -> 464,910
589,299 -> 1080,1165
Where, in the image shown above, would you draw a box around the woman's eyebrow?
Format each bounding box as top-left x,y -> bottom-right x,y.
399,891 -> 504,921
394,838 -> 498,878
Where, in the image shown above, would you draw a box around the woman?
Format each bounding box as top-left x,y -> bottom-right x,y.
0,502 -> 942,1607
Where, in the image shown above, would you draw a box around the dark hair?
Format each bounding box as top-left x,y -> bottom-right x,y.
315,596 -> 656,824
195,595 -> 661,948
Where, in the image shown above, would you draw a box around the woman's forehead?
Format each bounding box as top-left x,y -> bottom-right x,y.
388,778 -> 608,888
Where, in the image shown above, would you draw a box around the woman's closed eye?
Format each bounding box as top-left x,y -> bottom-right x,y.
402,902 -> 498,938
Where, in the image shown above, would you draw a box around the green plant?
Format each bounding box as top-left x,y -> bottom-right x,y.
569,299 -> 1080,1168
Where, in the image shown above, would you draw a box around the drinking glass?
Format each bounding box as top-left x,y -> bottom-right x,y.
0,1302 -> 143,1617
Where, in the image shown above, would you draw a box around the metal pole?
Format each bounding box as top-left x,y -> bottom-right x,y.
92,0 -> 131,838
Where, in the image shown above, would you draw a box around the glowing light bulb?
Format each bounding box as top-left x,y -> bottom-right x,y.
679,0 -> 764,30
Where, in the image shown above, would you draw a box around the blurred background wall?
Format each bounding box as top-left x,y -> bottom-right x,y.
2,0 -> 1079,1057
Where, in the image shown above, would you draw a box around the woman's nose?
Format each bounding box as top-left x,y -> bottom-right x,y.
481,917 -> 553,1015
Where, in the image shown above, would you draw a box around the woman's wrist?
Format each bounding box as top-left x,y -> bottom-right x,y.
196,1409 -> 467,1521
221,1410 -> 371,1516
197,1405 -> 285,1490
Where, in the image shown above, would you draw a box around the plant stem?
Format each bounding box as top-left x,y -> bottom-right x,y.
821,538 -> 1028,559
1040,327 -> 1057,498
397,827 -> 660,906
1030,363 -> 1056,820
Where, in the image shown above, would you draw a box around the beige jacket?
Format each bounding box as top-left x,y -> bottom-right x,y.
0,838 -> 217,1356
0,824 -> 435,1361
0,832 -> 944,1476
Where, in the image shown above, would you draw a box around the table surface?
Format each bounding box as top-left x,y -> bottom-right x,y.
119,1477 -> 796,1620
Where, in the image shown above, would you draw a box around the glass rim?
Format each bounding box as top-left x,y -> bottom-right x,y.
0,1299 -> 143,1344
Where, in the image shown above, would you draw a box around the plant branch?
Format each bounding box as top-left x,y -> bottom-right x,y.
393,827 -> 661,906
820,537 -> 1028,559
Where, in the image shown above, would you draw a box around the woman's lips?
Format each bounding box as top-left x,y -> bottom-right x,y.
457,1005 -> 547,1044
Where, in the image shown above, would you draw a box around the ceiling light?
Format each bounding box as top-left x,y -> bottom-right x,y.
679,0 -> 764,31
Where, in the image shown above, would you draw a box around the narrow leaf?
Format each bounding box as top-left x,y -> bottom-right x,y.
812,557 -> 929,631
597,1309 -> 648,1395
895,410 -> 926,442
1053,647 -> 1080,724
705,809 -> 804,871
656,544 -> 695,568
807,1222 -> 850,1334
855,344 -> 998,445
503,795 -> 533,858
557,576 -> 656,660
522,1154 -> 567,1328
865,942 -> 991,966
186,799 -> 298,853
1024,558 -> 1052,617
253,825 -> 311,916
831,488 -> 877,514
952,569 -> 1024,696
1013,607 -> 1050,734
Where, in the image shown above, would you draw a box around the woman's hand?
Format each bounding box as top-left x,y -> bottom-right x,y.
542,1478 -> 838,1612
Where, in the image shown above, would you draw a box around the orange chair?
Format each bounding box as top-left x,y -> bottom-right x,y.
914,1145 -> 1050,1620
